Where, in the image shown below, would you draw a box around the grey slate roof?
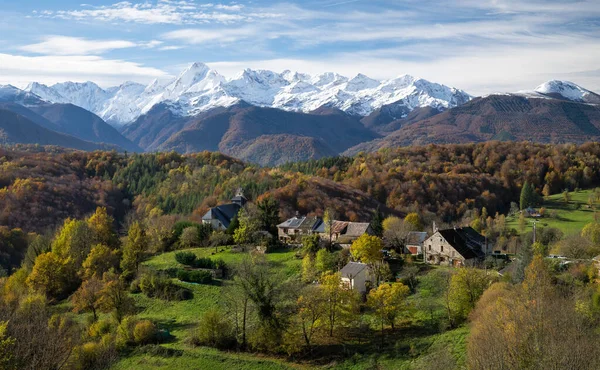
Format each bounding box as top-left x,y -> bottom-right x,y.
277,217 -> 305,229
202,203 -> 241,228
340,262 -> 368,278
406,231 -> 428,246
438,227 -> 486,260
277,216 -> 323,232
345,222 -> 371,237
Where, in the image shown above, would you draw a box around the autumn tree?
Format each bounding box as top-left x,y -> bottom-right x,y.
98,272 -> 135,323
80,244 -> 121,280
320,272 -> 358,337
120,221 -> 148,281
382,216 -> 418,252
302,234 -> 321,256
404,213 -> 423,231
581,222 -> 600,245
86,207 -> 119,248
0,321 -> 15,370
447,268 -> 491,326
315,249 -> 336,274
51,218 -> 93,268
233,205 -> 261,245
234,256 -> 284,349
179,226 -> 200,248
350,234 -> 383,264
301,254 -> 317,283
71,276 -> 103,321
468,256 -> 600,369
295,285 -> 326,349
323,208 -> 337,246
26,252 -> 78,301
367,282 -> 410,335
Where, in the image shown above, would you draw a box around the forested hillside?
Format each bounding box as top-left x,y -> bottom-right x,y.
2,141 -> 600,235
2,142 -> 600,369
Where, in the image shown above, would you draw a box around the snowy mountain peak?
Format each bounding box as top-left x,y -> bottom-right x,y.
24,62 -> 474,125
535,80 -> 595,102
345,73 -> 381,92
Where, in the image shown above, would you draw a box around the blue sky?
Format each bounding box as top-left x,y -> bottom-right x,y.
0,0 -> 599,95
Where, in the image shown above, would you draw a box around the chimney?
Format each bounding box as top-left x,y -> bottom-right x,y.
433,221 -> 438,233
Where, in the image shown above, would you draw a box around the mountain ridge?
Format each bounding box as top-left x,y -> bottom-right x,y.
25,62 -> 472,125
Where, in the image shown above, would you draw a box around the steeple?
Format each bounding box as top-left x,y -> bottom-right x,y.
231,188 -> 247,207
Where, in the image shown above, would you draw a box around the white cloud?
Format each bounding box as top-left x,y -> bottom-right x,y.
20,36 -> 137,55
0,53 -> 168,88
162,26 -> 260,44
159,45 -> 184,51
40,1 -> 273,25
20,36 -> 166,56
206,39 -> 600,95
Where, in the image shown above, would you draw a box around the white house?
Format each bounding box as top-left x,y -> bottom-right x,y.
340,262 -> 372,294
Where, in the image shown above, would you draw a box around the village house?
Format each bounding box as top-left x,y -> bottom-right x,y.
323,220 -> 374,245
340,262 -> 372,294
423,226 -> 488,267
404,231 -> 428,255
277,215 -> 324,242
201,190 -> 247,231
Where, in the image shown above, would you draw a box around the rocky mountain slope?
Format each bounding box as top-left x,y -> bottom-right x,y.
345,87 -> 600,155
136,103 -> 379,165
0,108 -> 117,151
0,85 -> 140,152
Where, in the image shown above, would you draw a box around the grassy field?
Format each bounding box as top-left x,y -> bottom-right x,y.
507,189 -> 598,235
111,247 -> 468,369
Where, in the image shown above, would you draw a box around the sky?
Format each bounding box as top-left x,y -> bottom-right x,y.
0,0 -> 599,95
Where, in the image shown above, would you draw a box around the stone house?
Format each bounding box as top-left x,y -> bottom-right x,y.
277,216 -> 324,242
423,227 -> 487,267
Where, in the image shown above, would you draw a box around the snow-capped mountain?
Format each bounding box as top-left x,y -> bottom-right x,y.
0,85 -> 45,106
25,62 -> 472,125
534,80 -> 600,104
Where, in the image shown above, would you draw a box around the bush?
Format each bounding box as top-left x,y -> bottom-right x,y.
175,252 -> 197,266
190,309 -> 236,349
71,341 -> 117,370
133,320 -> 158,345
179,227 -> 200,248
115,316 -> 137,349
88,319 -> 112,338
139,272 -> 192,301
210,231 -> 234,247
194,257 -> 215,269
177,270 -> 212,284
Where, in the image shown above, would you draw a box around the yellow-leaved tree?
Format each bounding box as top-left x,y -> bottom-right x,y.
86,207 -> 119,248
367,282 -> 410,334
350,234 -> 383,264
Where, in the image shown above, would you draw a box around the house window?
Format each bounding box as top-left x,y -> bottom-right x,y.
441,245 -> 444,252
428,245 -> 431,251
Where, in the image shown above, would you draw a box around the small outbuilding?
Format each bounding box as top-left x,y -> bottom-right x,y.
340,262 -> 372,294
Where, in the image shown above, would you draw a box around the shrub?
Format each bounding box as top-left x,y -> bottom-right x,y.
210,231 -> 234,247
88,319 -> 112,338
191,309 -> 236,349
115,316 -> 137,349
133,320 -> 158,345
139,271 -> 192,301
175,252 -> 197,266
177,270 -> 212,284
193,257 -> 215,269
